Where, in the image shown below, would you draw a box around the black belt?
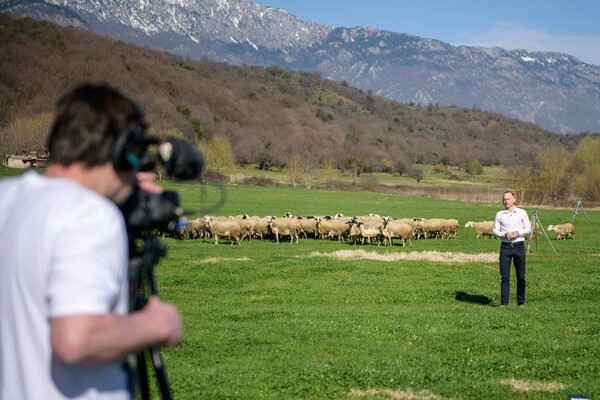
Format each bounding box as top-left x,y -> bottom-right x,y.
502,241 -> 523,247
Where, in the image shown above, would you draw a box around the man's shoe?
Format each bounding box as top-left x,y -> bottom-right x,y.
518,304 -> 525,308
499,304 -> 507,308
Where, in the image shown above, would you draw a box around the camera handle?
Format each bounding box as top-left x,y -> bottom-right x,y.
129,234 -> 173,400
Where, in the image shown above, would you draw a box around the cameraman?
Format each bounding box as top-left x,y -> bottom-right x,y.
0,84 -> 182,399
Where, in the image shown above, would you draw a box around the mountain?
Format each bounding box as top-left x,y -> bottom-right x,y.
2,0 -> 600,134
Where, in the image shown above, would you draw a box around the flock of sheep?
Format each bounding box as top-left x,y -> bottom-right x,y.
171,214 -> 575,245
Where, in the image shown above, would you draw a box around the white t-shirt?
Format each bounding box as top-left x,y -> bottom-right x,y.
0,171 -> 130,400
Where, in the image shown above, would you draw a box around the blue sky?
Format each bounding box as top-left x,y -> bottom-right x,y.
256,0 -> 600,66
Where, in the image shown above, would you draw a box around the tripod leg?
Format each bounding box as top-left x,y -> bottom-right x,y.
150,346 -> 173,400
537,219 -> 559,256
137,351 -> 150,400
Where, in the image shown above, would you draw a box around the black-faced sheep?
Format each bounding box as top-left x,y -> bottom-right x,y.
548,223 -> 575,240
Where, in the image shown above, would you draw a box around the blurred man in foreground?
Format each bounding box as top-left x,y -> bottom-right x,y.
0,84 -> 182,399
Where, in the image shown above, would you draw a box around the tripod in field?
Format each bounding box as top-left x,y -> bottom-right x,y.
527,211 -> 559,256
572,198 -> 589,220
128,234 -> 173,400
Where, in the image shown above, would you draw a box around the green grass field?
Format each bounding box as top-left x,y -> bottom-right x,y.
2,167 -> 598,399
151,179 -> 599,399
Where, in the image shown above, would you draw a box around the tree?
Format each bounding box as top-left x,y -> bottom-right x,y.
381,158 -> 395,173
341,156 -> 363,182
204,136 -> 234,171
407,167 -> 424,183
465,159 -> 483,179
503,163 -> 534,204
0,112 -> 53,155
433,163 -> 447,174
535,146 -> 574,202
288,153 -> 305,188
573,137 -> 600,202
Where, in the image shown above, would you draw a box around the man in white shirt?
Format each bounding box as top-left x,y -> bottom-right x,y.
0,84 -> 182,399
492,190 -> 532,308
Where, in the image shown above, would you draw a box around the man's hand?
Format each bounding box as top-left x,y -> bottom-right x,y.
136,171 -> 163,195
143,296 -> 183,347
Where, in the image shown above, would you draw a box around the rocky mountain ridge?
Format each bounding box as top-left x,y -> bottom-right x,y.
2,0 -> 600,134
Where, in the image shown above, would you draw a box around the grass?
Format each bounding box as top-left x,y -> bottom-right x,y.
151,179 -> 599,399
210,163 -> 505,191
2,166 -> 598,399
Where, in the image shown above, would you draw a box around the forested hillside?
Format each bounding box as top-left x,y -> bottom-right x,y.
0,13 -> 579,175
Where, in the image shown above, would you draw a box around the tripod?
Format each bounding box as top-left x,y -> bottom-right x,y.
128,234 -> 173,400
527,211 -> 558,255
572,198 -> 589,220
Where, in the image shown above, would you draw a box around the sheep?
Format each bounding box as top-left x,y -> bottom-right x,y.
268,216 -> 300,243
354,220 -> 382,245
389,218 -> 420,238
444,219 -> 459,239
380,219 -> 413,247
346,220 -> 362,245
204,216 -> 242,245
419,218 -> 448,239
235,214 -> 259,241
353,214 -> 385,230
411,218 -> 426,239
251,216 -> 271,240
548,223 -> 575,240
464,221 -> 495,239
317,216 -> 351,241
297,216 -> 320,239
185,217 -> 209,239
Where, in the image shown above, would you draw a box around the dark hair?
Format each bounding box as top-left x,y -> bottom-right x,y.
47,83 -> 143,167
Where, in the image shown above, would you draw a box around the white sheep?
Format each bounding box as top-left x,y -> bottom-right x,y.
548,223 -> 575,240
464,221 -> 494,239
380,219 -> 413,246
317,216 -> 351,241
353,214 -> 385,230
251,216 -> 271,240
418,218 -> 448,239
297,216 -> 320,239
205,216 -> 242,245
268,216 -> 300,243
234,214 -> 257,241
354,220 -> 382,245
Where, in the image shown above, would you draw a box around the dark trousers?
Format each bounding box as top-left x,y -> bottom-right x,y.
499,242 -> 526,305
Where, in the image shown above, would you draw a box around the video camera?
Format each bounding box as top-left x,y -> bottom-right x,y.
114,126 -> 204,235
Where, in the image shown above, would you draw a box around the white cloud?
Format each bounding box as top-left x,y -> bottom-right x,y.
455,22 -> 600,66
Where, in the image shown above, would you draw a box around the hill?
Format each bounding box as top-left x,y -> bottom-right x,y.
4,0 -> 600,134
0,13 -> 579,176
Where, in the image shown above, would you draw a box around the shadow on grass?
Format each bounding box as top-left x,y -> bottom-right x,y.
455,291 -> 493,306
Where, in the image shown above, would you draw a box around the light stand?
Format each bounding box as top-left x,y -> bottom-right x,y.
527,211 -> 559,256
572,198 -> 589,220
